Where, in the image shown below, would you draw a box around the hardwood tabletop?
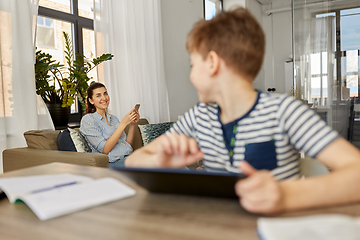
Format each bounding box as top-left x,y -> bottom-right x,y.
0,163 -> 360,240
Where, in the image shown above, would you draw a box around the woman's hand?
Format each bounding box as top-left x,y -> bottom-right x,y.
130,109 -> 140,125
235,161 -> 284,214
122,109 -> 137,126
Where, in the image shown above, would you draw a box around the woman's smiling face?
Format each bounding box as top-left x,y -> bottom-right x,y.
89,87 -> 110,111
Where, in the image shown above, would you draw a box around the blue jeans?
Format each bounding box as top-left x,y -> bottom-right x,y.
108,156 -> 127,168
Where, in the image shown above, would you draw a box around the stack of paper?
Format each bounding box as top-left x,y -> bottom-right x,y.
257,214 -> 360,240
0,174 -> 136,220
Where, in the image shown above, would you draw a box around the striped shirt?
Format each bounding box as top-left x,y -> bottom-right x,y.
168,92 -> 339,180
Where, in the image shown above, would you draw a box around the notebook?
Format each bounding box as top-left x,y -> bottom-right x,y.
257,214 -> 360,240
111,166 -> 245,198
0,174 -> 136,220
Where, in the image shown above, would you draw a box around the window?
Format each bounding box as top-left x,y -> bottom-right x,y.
340,8 -> 360,98
37,0 -> 95,123
307,8 -> 360,106
204,0 -> 223,20
36,16 -> 56,48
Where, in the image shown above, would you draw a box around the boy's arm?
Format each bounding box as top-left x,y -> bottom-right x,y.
235,137 -> 360,214
125,132 -> 204,167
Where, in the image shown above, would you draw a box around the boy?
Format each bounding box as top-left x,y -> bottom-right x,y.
125,7 -> 360,214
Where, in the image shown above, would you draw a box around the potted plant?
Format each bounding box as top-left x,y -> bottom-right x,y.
35,31 -> 113,128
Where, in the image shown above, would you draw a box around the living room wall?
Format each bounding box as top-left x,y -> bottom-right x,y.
161,0 -> 291,122
261,0 -> 293,94
160,0 -> 202,121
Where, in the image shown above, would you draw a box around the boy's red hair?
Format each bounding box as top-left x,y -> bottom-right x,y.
186,7 -> 265,80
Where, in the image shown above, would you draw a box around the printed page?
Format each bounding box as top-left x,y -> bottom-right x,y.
20,177 -> 136,221
258,214 -> 360,240
0,174 -> 93,203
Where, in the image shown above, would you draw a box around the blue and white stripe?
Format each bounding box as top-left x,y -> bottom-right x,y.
168,92 -> 338,180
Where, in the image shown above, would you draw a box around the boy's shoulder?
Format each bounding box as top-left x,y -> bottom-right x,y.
257,92 -> 297,106
258,91 -> 290,101
193,102 -> 219,115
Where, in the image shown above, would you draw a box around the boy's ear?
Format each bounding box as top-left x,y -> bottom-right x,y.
207,51 -> 220,76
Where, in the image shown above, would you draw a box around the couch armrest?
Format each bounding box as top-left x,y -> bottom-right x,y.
3,147 -> 109,172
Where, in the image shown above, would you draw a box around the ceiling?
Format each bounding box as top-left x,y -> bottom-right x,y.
255,0 -> 360,8
255,0 -> 273,5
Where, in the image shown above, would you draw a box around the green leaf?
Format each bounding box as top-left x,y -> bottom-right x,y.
34,34 -> 114,108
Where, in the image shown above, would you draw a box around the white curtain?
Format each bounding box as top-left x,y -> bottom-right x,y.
0,0 -> 54,172
295,16 -> 336,105
93,0 -> 170,124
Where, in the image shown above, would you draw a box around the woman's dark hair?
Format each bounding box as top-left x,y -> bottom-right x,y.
86,82 -> 106,114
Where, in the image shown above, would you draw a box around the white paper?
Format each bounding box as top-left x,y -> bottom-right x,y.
258,214 -> 360,240
21,177 -> 136,220
0,174 -> 93,203
0,174 -> 136,220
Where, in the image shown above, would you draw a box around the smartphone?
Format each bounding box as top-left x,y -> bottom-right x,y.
134,104 -> 140,111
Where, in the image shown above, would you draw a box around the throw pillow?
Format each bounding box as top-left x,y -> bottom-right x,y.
57,129 -> 76,152
138,122 -> 174,145
68,128 -> 91,152
25,130 -> 61,150
56,128 -> 91,152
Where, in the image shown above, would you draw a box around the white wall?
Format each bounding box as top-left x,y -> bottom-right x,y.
224,0 -> 293,94
223,0 -> 267,92
261,0 -> 293,94
246,0 -> 266,91
160,0 -> 293,121
223,0 -> 246,9
160,0 -> 203,121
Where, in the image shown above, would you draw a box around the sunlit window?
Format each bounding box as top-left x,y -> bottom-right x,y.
204,0 -> 222,21
39,0 -> 71,14
78,0 -> 94,19
37,0 -> 94,121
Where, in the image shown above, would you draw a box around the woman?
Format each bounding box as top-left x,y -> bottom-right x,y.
80,82 -> 140,167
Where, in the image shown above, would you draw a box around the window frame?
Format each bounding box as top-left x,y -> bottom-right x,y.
38,0 -> 94,124
203,0 -> 223,20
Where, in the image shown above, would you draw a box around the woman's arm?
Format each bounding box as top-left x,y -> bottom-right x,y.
125,109 -> 140,147
102,110 -> 137,154
80,115 -> 107,152
126,124 -> 136,147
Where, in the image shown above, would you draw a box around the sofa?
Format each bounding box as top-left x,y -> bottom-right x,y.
2,119 -> 149,172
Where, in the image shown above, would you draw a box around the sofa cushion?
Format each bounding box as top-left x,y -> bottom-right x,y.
57,129 -> 77,151
24,130 -> 61,150
138,122 -> 174,145
57,128 -> 90,152
69,128 -> 91,152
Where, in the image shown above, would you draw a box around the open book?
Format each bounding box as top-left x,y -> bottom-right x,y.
257,214 -> 360,240
0,173 -> 136,221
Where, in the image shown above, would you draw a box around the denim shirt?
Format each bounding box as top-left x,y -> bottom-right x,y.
80,112 -> 133,162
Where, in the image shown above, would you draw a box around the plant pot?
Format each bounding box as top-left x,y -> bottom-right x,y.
46,103 -> 70,129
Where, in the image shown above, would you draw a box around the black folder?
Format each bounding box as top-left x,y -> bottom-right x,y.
111,166 -> 245,198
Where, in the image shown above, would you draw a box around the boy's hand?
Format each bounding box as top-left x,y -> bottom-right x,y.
155,132 -> 204,168
235,161 -> 284,214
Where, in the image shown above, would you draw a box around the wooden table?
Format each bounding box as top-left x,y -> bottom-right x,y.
1,163 -> 360,240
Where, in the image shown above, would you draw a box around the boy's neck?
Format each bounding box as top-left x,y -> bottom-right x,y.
216,75 -> 258,124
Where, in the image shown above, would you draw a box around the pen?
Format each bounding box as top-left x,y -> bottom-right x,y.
30,181 -> 78,194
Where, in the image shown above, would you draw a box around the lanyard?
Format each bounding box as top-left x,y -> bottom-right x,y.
229,125 -> 237,158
